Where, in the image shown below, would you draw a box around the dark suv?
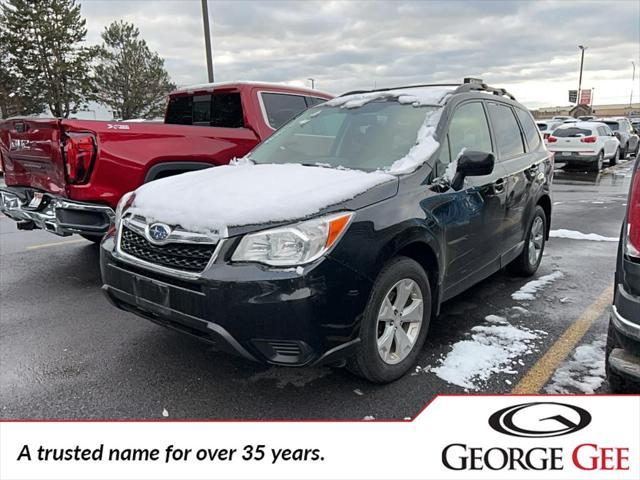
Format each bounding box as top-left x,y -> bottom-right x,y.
100,81 -> 553,383
606,154 -> 640,392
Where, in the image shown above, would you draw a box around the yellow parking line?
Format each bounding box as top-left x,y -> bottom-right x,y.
511,284 -> 613,394
25,239 -> 88,250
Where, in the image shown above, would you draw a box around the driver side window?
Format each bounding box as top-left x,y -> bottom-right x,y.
448,102 -> 493,161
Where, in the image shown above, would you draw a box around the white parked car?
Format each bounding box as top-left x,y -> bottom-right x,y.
551,115 -> 573,121
547,121 -> 620,171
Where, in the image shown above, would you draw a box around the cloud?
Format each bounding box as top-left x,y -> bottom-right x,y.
80,0 -> 639,108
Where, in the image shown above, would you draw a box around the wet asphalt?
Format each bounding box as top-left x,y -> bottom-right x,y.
0,157 -> 635,420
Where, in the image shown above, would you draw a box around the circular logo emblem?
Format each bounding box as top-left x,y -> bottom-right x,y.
146,223 -> 171,243
488,402 -> 591,438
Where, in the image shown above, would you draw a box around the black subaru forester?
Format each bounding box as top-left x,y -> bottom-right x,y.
101,80 -> 553,383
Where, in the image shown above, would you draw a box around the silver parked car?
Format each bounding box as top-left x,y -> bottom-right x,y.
596,117 -> 640,158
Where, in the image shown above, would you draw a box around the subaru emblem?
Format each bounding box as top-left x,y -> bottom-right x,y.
147,223 -> 171,243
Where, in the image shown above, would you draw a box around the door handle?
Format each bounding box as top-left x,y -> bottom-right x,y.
494,177 -> 506,193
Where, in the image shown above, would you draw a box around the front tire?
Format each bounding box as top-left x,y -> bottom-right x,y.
349,256 -> 431,383
508,205 -> 547,277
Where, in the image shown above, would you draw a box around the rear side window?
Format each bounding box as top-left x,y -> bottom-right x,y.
261,93 -> 308,129
537,123 -> 547,131
515,108 -> 541,150
165,92 -> 244,128
552,127 -> 592,137
603,121 -> 619,131
448,102 -> 492,160
487,102 -> 525,158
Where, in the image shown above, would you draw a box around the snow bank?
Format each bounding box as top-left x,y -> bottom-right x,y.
550,229 -> 618,242
430,316 -> 541,390
511,271 -> 564,301
130,164 -> 394,233
544,338 -> 606,394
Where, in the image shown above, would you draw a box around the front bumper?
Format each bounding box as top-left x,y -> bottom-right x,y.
608,285 -> 640,383
0,187 -> 114,237
100,234 -> 370,367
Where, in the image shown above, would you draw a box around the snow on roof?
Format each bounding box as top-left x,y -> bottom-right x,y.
130,163 -> 394,234
554,121 -> 608,129
326,86 -> 455,109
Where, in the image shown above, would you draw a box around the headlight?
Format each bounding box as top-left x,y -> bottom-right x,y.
232,212 -> 354,266
115,191 -> 135,225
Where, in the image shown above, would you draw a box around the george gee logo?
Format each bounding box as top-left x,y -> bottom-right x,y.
441,401 -> 631,473
488,402 -> 592,438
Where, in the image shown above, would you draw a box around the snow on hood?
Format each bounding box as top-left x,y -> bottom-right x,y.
129,163 -> 395,234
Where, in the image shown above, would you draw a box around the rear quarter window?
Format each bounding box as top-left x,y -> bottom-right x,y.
515,108 -> 541,150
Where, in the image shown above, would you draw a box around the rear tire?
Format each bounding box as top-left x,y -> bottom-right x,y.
590,151 -> 604,172
609,148 -> 619,166
605,321 -> 635,393
620,145 -> 627,159
348,256 -> 431,384
508,205 -> 547,277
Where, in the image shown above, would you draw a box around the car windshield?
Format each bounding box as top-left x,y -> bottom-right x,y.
552,127 -> 592,137
248,100 -> 437,172
602,121 -> 619,131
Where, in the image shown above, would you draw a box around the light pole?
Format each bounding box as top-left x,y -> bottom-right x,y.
307,78 -> 315,89
577,45 -> 587,106
630,61 -> 636,109
201,0 -> 214,83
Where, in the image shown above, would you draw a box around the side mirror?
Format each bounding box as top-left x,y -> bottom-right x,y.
452,151 -> 495,190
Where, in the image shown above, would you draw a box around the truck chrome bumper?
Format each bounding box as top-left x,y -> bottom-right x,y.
0,187 -> 115,237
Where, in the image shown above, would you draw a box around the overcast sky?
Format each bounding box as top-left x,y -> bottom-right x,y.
79,0 -> 639,116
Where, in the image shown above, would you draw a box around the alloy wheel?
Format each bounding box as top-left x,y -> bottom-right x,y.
376,279 -> 424,365
528,216 -> 545,266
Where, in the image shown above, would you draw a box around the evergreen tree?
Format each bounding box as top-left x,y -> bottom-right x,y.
0,0 -> 95,118
93,21 -> 175,120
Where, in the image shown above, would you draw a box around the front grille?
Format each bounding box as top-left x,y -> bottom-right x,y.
120,226 -> 216,272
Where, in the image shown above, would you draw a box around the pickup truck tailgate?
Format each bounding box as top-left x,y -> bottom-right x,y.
0,118 -> 67,195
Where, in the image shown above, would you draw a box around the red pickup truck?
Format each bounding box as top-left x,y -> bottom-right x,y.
0,82 -> 331,241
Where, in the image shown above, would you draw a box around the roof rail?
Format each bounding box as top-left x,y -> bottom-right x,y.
339,83 -> 461,97
338,81 -> 516,101
453,82 -> 517,100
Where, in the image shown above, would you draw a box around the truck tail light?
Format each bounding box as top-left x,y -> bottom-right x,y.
580,136 -> 597,143
63,132 -> 96,184
547,136 -> 557,143
626,170 -> 640,259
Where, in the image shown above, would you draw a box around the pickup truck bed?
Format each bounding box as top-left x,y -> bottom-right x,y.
0,82 -> 331,239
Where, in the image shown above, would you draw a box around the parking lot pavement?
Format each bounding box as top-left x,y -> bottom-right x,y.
0,158 -> 635,420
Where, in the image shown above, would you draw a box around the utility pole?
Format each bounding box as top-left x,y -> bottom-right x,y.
631,61 -> 636,109
201,0 -> 214,83
307,78 -> 315,89
577,45 -> 587,106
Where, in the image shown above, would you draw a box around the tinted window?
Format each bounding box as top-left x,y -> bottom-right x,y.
261,93 -> 308,129
516,108 -> 541,150
602,121 -> 619,131
165,92 -> 244,128
487,102 -> 525,158
448,102 -> 492,160
537,123 -> 548,131
306,97 -> 327,107
552,127 -> 592,137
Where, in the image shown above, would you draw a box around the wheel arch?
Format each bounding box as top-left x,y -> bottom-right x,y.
144,161 -> 214,183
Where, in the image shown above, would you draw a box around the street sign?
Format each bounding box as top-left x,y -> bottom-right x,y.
569,90 -> 577,103
579,89 -> 591,105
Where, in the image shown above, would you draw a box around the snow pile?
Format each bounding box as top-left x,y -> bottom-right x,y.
430,315 -> 541,390
544,338 -> 606,394
550,229 -> 618,242
326,86 -> 454,109
511,271 -> 564,301
131,164 -> 394,233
